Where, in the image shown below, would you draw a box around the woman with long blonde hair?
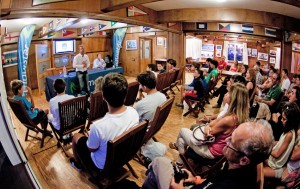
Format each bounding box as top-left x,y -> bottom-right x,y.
170,82 -> 249,159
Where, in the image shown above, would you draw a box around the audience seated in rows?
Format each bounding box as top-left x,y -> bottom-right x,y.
229,60 -> 238,72
175,69 -> 205,108
69,73 -> 139,171
10,79 -> 49,129
256,72 -> 282,107
217,56 -> 227,70
170,83 -> 249,161
48,79 -> 75,131
205,60 -> 218,84
211,74 -> 246,109
142,120 -> 274,189
264,102 -> 299,181
157,62 -> 166,74
281,68 -> 291,94
167,59 -> 179,73
135,71 -> 166,123
94,76 -> 104,93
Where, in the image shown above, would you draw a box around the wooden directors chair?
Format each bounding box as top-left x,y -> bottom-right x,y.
86,91 -> 108,130
183,76 -> 215,118
136,97 -> 175,165
124,81 -> 139,106
82,121 -> 148,189
7,98 -> 53,148
49,95 -> 87,157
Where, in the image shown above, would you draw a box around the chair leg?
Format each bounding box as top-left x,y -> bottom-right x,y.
25,128 -> 29,141
126,162 -> 138,178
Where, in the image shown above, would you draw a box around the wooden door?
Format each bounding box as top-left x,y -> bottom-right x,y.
139,38 -> 152,72
35,44 -> 51,95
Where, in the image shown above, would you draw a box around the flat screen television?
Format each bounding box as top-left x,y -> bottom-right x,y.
53,39 -> 75,54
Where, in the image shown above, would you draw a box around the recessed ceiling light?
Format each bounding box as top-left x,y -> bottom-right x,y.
80,19 -> 89,24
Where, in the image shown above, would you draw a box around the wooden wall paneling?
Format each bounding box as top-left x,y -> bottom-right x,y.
282,41 -> 292,74
293,52 -> 300,74
81,37 -> 109,53
158,8 -> 300,33
120,33 -> 140,76
10,0 -> 101,13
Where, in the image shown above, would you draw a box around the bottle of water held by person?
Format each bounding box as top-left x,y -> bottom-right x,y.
63,66 -> 67,77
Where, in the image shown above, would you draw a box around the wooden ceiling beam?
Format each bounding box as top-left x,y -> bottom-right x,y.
100,0 -> 163,12
271,0 -> 300,8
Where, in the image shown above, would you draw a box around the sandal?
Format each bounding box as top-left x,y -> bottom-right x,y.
169,142 -> 178,150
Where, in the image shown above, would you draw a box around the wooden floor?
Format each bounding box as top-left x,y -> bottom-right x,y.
7,72 -> 220,188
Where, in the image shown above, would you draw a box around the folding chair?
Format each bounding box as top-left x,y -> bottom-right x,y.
183,77 -> 215,118
81,121 -> 148,188
49,95 -> 87,157
7,98 -> 53,148
124,81 -> 139,106
179,147 -> 225,177
86,91 -> 108,130
136,97 -> 175,165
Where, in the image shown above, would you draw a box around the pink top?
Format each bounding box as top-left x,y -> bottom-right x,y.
208,115 -> 238,157
229,66 -> 237,72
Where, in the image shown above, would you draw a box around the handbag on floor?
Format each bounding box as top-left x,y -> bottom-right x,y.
190,123 -> 215,145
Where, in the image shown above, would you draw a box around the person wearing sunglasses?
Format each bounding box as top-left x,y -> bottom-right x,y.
142,120 -> 273,189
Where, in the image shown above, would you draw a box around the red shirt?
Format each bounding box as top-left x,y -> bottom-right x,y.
218,61 -> 227,70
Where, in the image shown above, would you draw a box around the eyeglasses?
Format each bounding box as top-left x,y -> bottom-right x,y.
226,137 -> 247,156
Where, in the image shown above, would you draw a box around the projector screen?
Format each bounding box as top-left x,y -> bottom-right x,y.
53,39 -> 75,54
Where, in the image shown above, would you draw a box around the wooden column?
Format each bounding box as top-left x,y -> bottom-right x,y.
281,40 -> 292,74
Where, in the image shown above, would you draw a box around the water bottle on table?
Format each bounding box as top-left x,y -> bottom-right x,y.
63,66 -> 67,77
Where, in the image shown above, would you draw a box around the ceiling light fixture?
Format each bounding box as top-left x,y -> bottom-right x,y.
80,19 -> 89,24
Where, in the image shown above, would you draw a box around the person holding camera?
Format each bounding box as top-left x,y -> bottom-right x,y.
142,120 -> 274,189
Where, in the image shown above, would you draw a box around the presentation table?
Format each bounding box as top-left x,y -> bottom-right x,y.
45,67 -> 123,101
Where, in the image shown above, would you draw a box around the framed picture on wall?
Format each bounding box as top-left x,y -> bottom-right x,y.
247,48 -> 252,56
216,45 -> 222,50
270,57 -> 276,64
202,44 -> 214,51
257,52 -> 268,61
201,51 -> 214,58
216,50 -> 222,57
269,50 -> 277,57
251,49 -> 257,57
157,37 -> 164,46
126,40 -> 138,50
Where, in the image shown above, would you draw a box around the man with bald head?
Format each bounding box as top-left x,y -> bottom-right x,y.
142,120 -> 274,189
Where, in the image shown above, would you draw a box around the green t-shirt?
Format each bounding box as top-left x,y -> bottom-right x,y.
264,84 -> 282,101
205,68 -> 218,83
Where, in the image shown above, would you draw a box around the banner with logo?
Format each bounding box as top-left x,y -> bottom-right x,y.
18,24 -> 36,88
113,28 -> 127,67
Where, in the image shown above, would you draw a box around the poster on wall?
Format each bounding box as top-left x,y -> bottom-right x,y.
247,48 -> 252,56
216,50 -> 222,57
269,50 -> 277,57
270,57 -> 276,64
227,43 -> 235,61
251,49 -> 257,57
292,43 -> 300,52
202,44 -> 214,51
157,37 -> 163,46
257,52 -> 269,61
201,51 -> 214,58
126,40 -> 137,50
216,45 -> 222,51
236,44 -> 244,62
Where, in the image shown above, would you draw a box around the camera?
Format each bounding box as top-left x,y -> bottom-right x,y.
173,164 -> 188,183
